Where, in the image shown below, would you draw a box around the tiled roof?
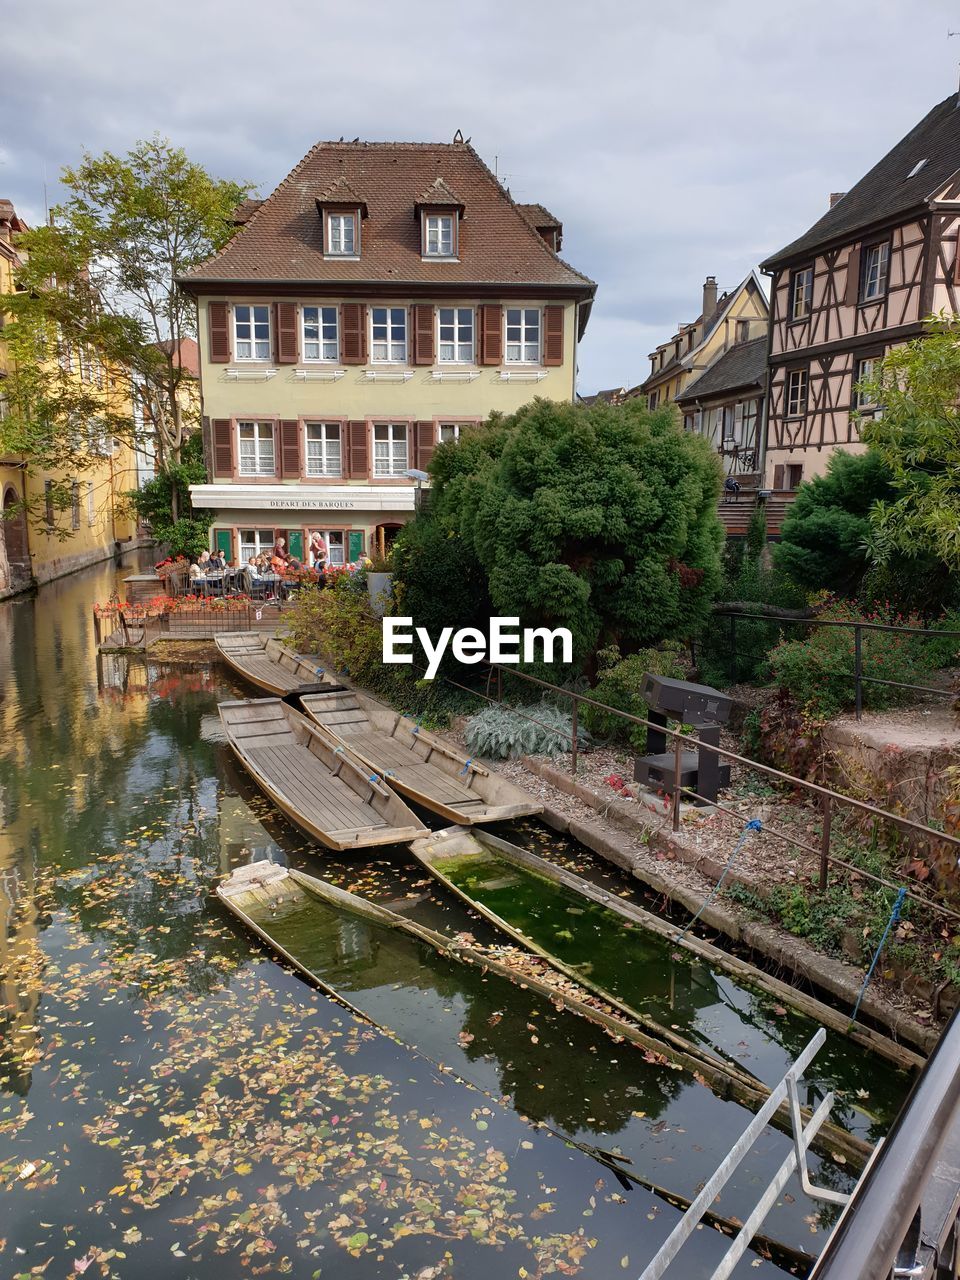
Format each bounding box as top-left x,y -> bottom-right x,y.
182,141 -> 594,292
317,175 -> 366,207
155,336 -> 200,378
762,92 -> 960,268
232,199 -> 263,225
580,386 -> 627,406
518,202 -> 561,230
675,336 -> 767,404
416,176 -> 463,208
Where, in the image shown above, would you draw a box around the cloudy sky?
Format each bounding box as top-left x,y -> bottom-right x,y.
3,0 -> 958,392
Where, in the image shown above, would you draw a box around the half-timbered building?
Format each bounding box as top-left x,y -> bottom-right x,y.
178,139 -> 595,565
761,92 -> 960,532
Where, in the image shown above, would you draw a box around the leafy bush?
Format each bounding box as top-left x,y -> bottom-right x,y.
464,699 -> 590,760
580,644 -> 686,751
126,433 -> 212,558
767,600 -> 937,719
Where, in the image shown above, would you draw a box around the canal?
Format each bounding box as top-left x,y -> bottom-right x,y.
0,554 -> 910,1278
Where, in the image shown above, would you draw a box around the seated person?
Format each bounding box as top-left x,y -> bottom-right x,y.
188,555 -> 206,583
208,550 -> 226,570
272,536 -> 289,563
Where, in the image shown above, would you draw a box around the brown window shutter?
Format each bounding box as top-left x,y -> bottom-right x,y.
415,420 -> 435,470
212,419 -> 234,477
279,419 -> 301,478
480,304 -> 502,365
345,421 -> 369,478
340,303 -> 366,364
209,302 -> 231,363
844,244 -> 861,306
413,305 -> 435,365
276,302 -> 299,363
773,463 -> 785,490
543,305 -> 564,366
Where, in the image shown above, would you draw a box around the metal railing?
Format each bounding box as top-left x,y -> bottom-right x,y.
809,1005 -> 960,1280
710,609 -> 960,720
432,660 -> 960,927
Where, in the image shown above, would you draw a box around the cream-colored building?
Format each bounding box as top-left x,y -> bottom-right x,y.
0,198 -> 141,596
179,140 -> 596,565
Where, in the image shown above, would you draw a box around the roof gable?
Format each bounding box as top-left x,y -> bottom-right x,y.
763,93 -> 960,269
675,337 -> 767,404
183,140 -> 594,292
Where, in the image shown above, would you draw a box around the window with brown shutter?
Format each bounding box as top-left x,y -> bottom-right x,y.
276,303 -> 299,363
543,305 -> 564,366
345,421 -> 369,478
340,303 -> 367,364
413,305 -> 435,365
480,304 -> 502,365
209,302 -> 231,363
414,421 -> 435,471
279,419 -> 301,478
212,419 -> 234,476
773,463 -> 785,490
844,245 -> 862,306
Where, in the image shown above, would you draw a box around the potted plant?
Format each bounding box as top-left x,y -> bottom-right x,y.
366,553 -> 394,617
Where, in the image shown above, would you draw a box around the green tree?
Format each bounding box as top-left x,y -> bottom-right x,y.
859,315 -> 960,574
774,449 -> 894,595
399,398 -> 724,673
126,433 -> 211,558
2,137 -> 250,529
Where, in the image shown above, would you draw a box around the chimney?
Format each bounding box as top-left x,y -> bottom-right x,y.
0,199 -> 14,246
702,275 -> 718,320
829,192 -> 846,208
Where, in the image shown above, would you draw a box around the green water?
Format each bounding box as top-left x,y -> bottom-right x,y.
434,847 -> 911,1138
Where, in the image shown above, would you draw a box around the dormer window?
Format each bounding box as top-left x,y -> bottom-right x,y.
425,214 -> 455,257
328,212 -> 356,256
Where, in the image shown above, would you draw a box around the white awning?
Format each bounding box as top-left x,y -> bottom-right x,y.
189,484 -> 417,514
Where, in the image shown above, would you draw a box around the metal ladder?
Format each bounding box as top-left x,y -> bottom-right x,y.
639,1028 -> 850,1280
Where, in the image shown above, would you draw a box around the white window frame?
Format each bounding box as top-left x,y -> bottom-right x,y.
325,530 -> 346,566
304,422 -> 342,478
438,422 -> 462,444
861,242 -> 890,302
786,368 -> 808,418
854,355 -> 882,411
437,308 -> 475,363
237,420 -> 276,476
790,267 -> 813,321
373,423 -> 409,477
327,212 -> 356,257
233,304 -> 272,362
425,214 -> 455,257
239,528 -> 275,563
505,307 -> 541,364
370,307 -> 407,364
301,306 -> 339,362
70,479 -> 80,531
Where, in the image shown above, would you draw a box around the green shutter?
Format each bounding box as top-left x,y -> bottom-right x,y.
287,529 -> 304,561
348,530 -> 365,562
215,528 -> 233,559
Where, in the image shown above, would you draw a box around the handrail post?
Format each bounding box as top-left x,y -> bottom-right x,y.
570,695 -> 579,776
819,794 -> 831,893
854,625 -> 863,721
672,732 -> 683,832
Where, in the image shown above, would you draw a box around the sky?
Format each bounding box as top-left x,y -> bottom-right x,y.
2,0 -> 959,394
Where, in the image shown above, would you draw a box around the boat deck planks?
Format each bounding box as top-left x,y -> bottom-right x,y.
216,633 -> 329,695
299,688 -> 542,823
219,697 -> 427,850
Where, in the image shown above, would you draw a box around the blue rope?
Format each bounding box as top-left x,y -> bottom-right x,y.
460,757 -> 473,775
850,887 -> 907,1025
674,818 -> 763,944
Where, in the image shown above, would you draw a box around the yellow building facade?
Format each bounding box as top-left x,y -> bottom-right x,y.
0,199 -> 142,598
180,141 -> 595,564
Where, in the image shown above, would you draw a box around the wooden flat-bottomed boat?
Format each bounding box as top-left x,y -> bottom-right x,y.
216,859 -> 872,1172
298,687 -> 542,823
215,633 -> 331,695
219,698 -> 428,850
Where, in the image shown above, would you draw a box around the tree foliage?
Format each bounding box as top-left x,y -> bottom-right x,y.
125,433 -> 211,558
859,315 -> 960,574
774,449 -> 894,596
395,397 -> 724,672
2,137 -> 249,528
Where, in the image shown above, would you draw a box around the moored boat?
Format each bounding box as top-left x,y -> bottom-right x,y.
215,633 -> 333,695
219,697 -> 428,850
298,686 -> 543,823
